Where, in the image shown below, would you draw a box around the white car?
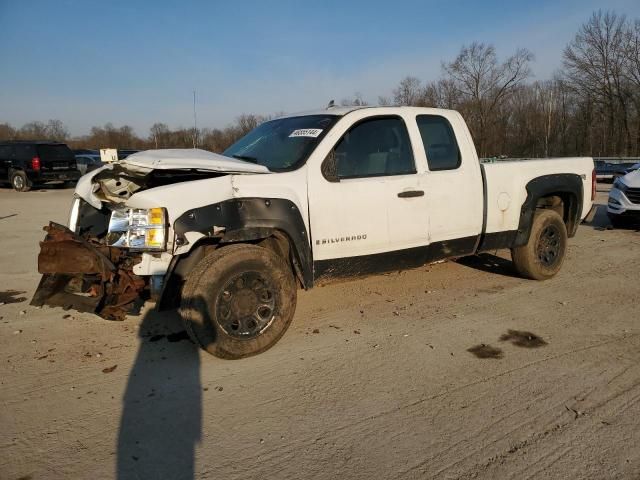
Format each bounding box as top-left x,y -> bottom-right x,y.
32,106 -> 595,359
608,169 -> 640,226
624,162 -> 640,174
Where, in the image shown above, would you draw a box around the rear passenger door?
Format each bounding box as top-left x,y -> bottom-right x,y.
308,115 -> 429,261
416,114 -> 483,245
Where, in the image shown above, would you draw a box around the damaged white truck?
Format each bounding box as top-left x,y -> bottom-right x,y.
32,106 -> 595,359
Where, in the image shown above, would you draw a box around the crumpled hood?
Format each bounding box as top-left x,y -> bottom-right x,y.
121,148 -> 270,174
75,149 -> 269,209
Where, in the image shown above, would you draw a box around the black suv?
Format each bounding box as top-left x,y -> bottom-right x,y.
0,141 -> 81,191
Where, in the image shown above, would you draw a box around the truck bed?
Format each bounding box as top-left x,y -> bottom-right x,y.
481,157 -> 594,235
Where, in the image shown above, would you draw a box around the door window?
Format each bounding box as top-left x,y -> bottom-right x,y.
416,115 -> 461,171
14,144 -> 36,159
325,117 -> 415,179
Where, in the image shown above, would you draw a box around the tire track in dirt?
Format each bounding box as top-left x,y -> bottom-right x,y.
193,334 -> 639,479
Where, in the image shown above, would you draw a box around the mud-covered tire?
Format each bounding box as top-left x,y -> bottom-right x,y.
511,209 -> 567,280
10,170 -> 31,192
180,243 -> 297,359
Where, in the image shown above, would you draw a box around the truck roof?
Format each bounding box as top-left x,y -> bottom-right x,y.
278,105 -> 459,119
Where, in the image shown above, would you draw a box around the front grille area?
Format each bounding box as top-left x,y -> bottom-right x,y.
625,187 -> 640,204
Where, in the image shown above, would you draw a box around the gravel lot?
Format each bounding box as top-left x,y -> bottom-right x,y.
1,184 -> 639,480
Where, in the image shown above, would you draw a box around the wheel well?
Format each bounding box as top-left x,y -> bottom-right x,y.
257,230 -> 306,288
514,174 -> 584,247
158,229 -> 303,310
535,192 -> 579,236
257,231 -> 290,262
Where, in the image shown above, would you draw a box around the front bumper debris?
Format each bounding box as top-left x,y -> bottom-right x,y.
30,222 -> 146,320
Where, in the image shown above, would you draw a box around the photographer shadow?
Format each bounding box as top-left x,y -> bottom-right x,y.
116,307 -> 201,480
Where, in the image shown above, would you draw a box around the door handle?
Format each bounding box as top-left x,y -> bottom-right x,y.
397,190 -> 424,198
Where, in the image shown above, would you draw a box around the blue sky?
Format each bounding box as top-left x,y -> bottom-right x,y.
1,0 -> 639,136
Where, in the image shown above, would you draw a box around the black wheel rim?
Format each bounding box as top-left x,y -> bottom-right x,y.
536,224 -> 561,267
216,271 -> 276,339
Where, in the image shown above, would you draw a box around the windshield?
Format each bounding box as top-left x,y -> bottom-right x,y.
223,115 -> 338,171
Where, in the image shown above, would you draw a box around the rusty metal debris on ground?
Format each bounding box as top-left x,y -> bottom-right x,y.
30,222 -> 146,321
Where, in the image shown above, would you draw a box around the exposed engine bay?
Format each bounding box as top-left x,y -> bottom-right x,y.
92,164 -> 227,203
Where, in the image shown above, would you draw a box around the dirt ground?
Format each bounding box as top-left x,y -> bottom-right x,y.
1,184 -> 639,480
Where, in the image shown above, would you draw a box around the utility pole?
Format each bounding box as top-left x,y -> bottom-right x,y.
192,90 -> 198,148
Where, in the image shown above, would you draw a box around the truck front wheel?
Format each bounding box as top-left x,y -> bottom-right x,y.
180,243 -> 297,359
511,209 -> 567,280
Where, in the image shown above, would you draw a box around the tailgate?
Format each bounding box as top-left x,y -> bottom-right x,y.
37,144 -> 77,171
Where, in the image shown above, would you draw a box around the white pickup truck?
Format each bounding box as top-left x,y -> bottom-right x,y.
32,106 -> 595,359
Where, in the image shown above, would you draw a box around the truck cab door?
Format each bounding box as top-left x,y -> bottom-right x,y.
415,114 -> 483,247
307,115 -> 429,264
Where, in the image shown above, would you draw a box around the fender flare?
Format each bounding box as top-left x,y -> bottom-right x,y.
172,197 -> 313,288
514,173 -> 583,247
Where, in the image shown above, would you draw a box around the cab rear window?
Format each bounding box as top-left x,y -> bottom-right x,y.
416,115 -> 461,171
13,145 -> 37,159
37,144 -> 74,160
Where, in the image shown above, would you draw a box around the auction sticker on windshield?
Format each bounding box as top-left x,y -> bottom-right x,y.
289,128 -> 323,138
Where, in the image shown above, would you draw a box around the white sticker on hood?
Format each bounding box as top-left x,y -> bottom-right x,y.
289,128 -> 323,138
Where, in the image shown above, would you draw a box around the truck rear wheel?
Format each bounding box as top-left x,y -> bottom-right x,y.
10,170 -> 32,192
511,209 -> 567,280
180,243 -> 297,359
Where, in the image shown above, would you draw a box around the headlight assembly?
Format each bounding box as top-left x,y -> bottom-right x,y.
107,207 -> 167,250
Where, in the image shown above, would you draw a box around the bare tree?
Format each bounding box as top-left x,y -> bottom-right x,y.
149,122 -> 170,149
46,119 -> 69,141
236,114 -> 263,136
442,42 -> 533,156
623,19 -> 640,151
0,123 -> 16,141
423,79 -> 458,109
18,121 -> 49,139
84,123 -> 142,149
536,82 -> 557,157
340,92 -> 368,106
564,10 -> 630,154
392,76 -> 425,106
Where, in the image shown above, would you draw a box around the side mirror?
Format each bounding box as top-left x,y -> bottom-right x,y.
321,150 -> 340,183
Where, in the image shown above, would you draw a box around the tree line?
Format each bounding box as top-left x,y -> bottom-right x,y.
0,114 -> 266,155
1,10 -> 639,158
